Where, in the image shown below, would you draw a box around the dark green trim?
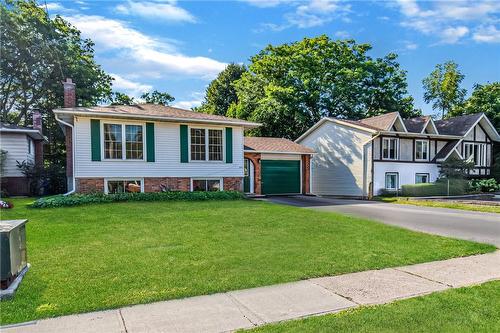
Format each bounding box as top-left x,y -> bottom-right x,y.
225,127 -> 233,163
146,122 -> 155,162
180,124 -> 188,163
90,119 -> 101,161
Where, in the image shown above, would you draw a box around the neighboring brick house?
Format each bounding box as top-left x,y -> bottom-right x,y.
0,113 -> 45,195
243,137 -> 314,195
297,112 -> 500,197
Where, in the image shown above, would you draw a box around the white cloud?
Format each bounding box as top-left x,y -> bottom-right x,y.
172,92 -> 204,110
334,30 -> 350,38
65,15 -> 226,79
111,74 -> 152,97
441,26 -> 469,44
116,1 -> 196,23
403,41 -> 418,50
473,25 -> 500,43
243,0 -> 291,8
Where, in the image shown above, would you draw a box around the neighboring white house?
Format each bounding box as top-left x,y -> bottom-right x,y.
0,117 -> 45,195
296,112 -> 500,197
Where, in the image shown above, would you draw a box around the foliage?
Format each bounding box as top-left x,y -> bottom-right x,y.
1,198 -> 492,324
196,63 -> 247,116
110,92 -> 135,105
141,90 -> 175,106
16,160 -> 66,195
0,200 -> 14,208
439,156 -> 474,179
227,36 -> 419,139
469,178 -> 500,193
401,179 -> 469,197
31,191 -> 245,208
422,61 -> 466,119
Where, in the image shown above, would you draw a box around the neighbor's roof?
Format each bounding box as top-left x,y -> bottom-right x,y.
404,116 -> 431,133
244,137 -> 314,154
53,104 -> 261,128
434,113 -> 483,136
0,122 -> 44,140
359,112 -> 399,131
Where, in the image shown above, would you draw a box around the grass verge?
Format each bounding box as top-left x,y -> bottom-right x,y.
378,197 -> 500,214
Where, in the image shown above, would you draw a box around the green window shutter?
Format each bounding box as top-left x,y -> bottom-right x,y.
180,124 -> 188,163
146,122 -> 155,162
90,119 -> 101,161
225,127 -> 233,163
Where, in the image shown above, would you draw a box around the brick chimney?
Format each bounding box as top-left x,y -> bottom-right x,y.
33,110 -> 42,130
63,78 -> 76,108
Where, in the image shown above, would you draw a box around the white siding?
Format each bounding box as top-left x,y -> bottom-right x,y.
373,162 -> 439,195
0,133 -> 33,177
299,120 -> 372,197
74,117 -> 244,178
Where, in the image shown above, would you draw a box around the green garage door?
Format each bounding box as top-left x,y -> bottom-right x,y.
261,160 -> 301,195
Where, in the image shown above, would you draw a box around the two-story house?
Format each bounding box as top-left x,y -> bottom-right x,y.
296,112 -> 500,197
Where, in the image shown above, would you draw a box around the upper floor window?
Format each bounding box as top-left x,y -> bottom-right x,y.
103,123 -> 143,160
464,143 -> 487,167
415,140 -> 429,161
190,128 -> 223,161
382,138 -> 398,160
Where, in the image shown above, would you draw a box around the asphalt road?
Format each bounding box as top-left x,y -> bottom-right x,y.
265,196 -> 500,247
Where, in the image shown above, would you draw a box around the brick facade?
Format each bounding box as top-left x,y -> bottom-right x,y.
244,152 -> 262,194
223,177 -> 243,191
302,154 -> 311,194
76,178 -> 104,193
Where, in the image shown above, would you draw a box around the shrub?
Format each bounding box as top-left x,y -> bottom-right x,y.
401,179 -> 468,197
469,178 -> 500,193
31,191 -> 245,208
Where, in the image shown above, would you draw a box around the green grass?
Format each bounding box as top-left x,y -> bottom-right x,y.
378,197 -> 500,214
248,281 -> 500,333
0,198 -> 495,325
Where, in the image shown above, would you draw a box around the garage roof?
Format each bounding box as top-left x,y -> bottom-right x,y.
244,137 -> 314,154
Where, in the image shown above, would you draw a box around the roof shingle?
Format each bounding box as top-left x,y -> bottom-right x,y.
403,116 -> 430,133
359,112 -> 399,131
244,137 -> 314,154
434,113 -> 483,136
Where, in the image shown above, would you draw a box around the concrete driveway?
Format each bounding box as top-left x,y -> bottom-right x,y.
265,196 -> 500,247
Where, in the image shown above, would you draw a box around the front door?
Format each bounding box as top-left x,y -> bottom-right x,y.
244,158 -> 251,193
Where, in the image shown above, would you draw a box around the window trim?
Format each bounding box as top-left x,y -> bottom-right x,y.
101,121 -> 146,161
104,178 -> 144,194
415,139 -> 429,161
415,173 -> 430,184
464,142 -> 487,167
382,137 -> 399,160
188,126 -> 225,163
385,172 -> 399,191
190,178 -> 223,192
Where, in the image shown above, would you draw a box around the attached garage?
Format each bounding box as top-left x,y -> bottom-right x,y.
243,137 -> 314,196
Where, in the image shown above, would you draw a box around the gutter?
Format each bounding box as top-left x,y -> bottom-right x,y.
54,115 -> 75,195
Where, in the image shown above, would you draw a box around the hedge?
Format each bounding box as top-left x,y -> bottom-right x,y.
401,179 -> 468,197
31,191 -> 245,208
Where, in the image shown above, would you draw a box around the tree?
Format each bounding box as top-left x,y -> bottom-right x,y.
196,63 -> 246,116
227,36 -> 418,139
422,61 -> 466,119
110,92 -> 136,105
141,90 -> 175,106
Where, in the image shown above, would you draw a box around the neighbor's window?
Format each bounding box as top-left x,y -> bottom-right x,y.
192,179 -> 221,191
106,179 -> 142,194
104,123 -> 144,160
464,143 -> 487,167
27,137 -> 33,154
385,172 -> 399,190
415,140 -> 429,161
190,128 -> 223,161
382,138 -> 398,160
415,173 -> 429,184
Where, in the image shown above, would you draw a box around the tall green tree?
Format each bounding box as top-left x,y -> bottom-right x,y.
110,92 -> 136,105
228,36 -> 419,139
196,63 -> 246,116
141,90 -> 175,106
422,61 -> 466,119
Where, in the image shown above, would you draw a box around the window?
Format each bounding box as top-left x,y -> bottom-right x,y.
415,140 -> 429,161
27,137 -> 33,154
382,138 -> 398,160
192,179 -> 221,191
190,128 -> 223,161
385,172 -> 399,190
106,179 -> 143,194
103,123 -> 144,160
415,173 -> 430,184
464,143 -> 487,166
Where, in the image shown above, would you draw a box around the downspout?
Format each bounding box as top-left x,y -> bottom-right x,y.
362,133 -> 380,200
55,115 -> 76,195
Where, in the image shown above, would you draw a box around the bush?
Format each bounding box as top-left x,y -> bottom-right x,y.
401,179 -> 469,197
469,178 -> 500,193
31,191 -> 245,208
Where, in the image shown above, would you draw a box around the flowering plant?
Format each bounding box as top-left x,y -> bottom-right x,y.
0,200 -> 13,209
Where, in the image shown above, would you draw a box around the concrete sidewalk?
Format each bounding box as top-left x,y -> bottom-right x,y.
3,251 -> 499,333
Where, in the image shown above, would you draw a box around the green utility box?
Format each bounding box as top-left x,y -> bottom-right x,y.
1,219 -> 28,290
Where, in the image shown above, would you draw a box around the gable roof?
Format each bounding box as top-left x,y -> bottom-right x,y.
359,112 -> 399,131
404,116 -> 430,133
244,137 -> 314,154
53,104 -> 260,128
0,122 -> 45,140
434,113 -> 483,136
432,140 -> 461,162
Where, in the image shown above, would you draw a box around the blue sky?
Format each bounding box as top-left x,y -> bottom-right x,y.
46,0 -> 500,115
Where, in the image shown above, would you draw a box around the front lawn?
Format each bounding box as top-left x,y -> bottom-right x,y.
248,280 -> 500,333
379,197 -> 500,214
0,198 -> 494,325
